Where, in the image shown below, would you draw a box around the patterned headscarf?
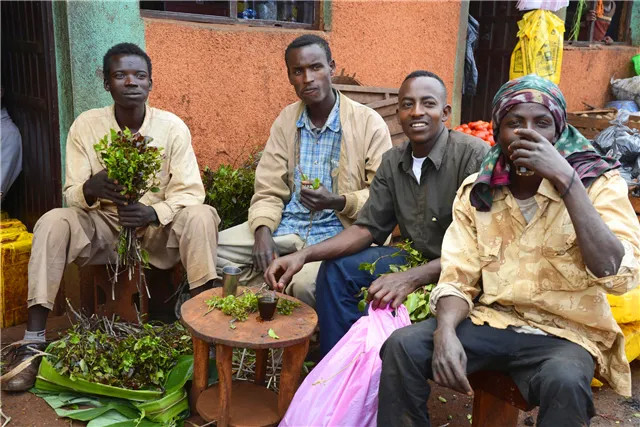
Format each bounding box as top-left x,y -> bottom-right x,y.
470,74 -> 619,211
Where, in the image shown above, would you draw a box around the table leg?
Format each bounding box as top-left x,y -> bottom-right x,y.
190,338 -> 209,411
216,344 -> 234,427
278,340 -> 309,418
254,348 -> 268,386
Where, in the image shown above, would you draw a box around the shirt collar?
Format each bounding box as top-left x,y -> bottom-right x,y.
109,103 -> 151,134
1,108 -> 9,120
399,126 -> 449,172
296,90 -> 341,133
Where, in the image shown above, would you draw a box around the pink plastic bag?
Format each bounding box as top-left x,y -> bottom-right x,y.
280,305 -> 411,427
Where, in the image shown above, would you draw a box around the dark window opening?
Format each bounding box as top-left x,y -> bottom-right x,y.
140,1 -> 320,29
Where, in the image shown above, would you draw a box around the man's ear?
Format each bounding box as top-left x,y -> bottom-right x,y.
104,79 -> 110,92
329,59 -> 336,77
441,104 -> 452,122
148,78 -> 153,91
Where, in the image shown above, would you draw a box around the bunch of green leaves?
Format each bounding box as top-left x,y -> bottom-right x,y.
46,321 -> 192,391
403,285 -> 434,322
301,173 -> 321,190
358,240 -> 428,276
205,291 -> 259,321
298,172 -> 321,248
357,240 -> 434,323
202,160 -> 256,231
205,290 -> 301,322
94,128 -> 163,201
277,298 -> 300,315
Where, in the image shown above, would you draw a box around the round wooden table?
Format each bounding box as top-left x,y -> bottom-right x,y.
181,287 -> 317,427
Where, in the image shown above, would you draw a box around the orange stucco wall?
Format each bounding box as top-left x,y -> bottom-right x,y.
145,1 -> 461,169
560,45 -> 640,112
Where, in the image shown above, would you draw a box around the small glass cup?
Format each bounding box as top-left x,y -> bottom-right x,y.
258,292 -> 279,321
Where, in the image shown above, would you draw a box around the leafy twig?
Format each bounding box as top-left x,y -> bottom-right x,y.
357,240 -> 434,322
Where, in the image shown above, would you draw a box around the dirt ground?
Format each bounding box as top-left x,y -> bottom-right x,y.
2,317 -> 640,426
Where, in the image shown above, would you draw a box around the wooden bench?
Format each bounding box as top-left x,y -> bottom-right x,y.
469,371 -> 533,427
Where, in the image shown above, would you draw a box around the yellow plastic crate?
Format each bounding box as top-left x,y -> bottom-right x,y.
0,218 -> 32,328
607,287 -> 640,324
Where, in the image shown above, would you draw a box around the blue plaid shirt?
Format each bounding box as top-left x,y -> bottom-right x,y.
274,93 -> 345,245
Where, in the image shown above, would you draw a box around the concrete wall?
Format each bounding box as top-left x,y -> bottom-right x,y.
52,0 -> 146,185
145,1 -> 463,169
560,45 -> 640,112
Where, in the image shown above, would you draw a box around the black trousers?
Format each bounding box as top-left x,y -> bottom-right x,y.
378,318 -> 596,427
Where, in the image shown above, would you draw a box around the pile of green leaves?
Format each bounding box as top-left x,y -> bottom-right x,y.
46,320 -> 192,391
202,160 -> 256,231
205,290 -> 301,322
358,240 -> 434,323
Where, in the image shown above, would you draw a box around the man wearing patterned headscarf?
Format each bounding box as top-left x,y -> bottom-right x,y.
377,75 -> 640,427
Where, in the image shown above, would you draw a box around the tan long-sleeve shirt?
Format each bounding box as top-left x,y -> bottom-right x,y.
63,105 -> 205,225
430,170 -> 640,396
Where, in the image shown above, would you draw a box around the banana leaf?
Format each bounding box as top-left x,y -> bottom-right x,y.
30,390 -> 167,426
32,353 -> 218,426
36,355 -> 162,401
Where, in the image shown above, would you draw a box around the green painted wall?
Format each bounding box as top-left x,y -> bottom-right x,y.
66,0 -> 145,117
52,1 -> 73,187
52,0 -> 145,188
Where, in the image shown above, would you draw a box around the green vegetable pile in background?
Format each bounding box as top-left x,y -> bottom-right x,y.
202,156 -> 257,231
358,240 -> 435,323
94,128 -> 164,296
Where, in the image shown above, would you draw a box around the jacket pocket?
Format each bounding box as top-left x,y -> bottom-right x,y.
538,225 -> 590,291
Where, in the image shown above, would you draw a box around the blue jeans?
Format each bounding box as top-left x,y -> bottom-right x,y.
315,246 -> 407,357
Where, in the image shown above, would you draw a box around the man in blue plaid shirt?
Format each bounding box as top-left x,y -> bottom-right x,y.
217,34 -> 392,308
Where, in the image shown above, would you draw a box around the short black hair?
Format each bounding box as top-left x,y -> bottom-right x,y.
402,70 -> 447,100
103,43 -> 152,80
284,34 -> 332,65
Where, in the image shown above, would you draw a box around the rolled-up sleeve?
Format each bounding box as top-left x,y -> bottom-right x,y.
151,123 -> 204,225
585,172 -> 640,295
429,185 -> 483,315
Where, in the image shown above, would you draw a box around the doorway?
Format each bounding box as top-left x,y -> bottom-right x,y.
461,1 -> 524,123
1,1 -> 61,230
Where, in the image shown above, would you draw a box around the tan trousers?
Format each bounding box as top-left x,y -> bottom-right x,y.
28,205 -> 220,309
217,222 -> 320,308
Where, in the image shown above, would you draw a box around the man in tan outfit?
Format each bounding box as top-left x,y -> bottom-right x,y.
1,43 -> 219,392
217,35 -> 392,308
